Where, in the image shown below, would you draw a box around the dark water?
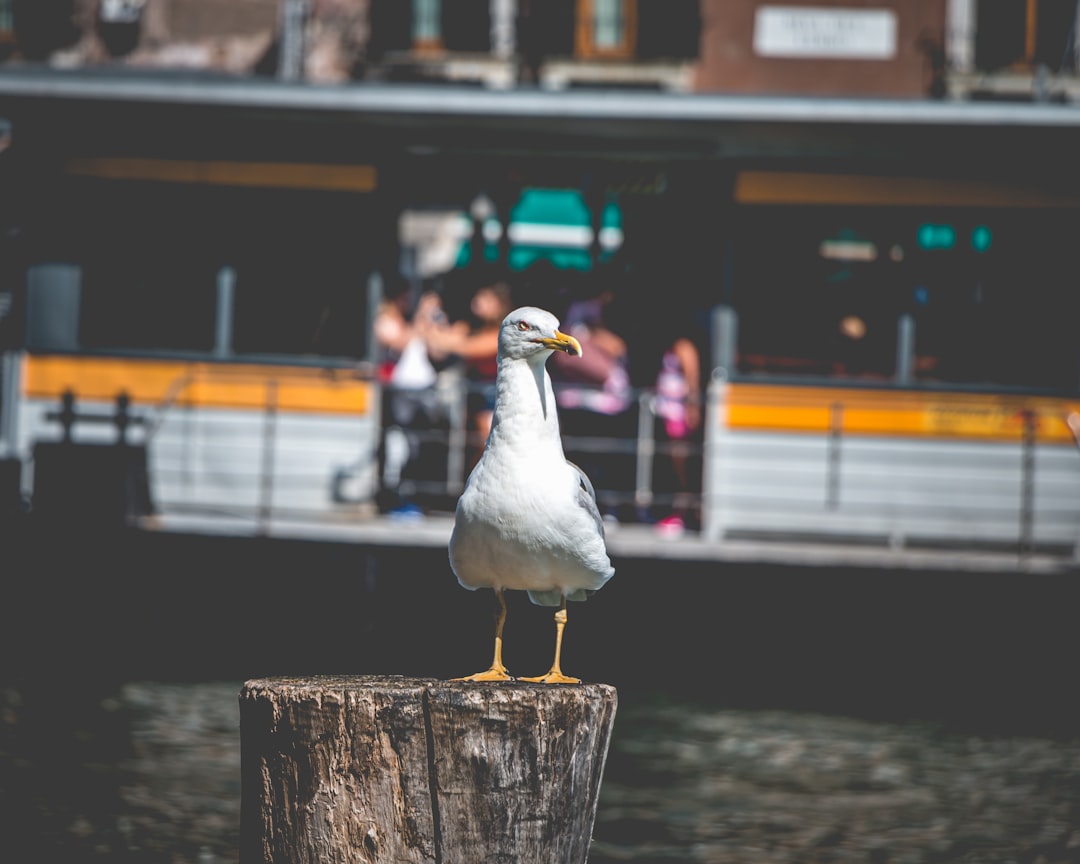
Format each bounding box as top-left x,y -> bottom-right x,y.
3,524 -> 1079,862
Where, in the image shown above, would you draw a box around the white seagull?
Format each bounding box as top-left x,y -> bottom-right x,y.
449,305 -> 615,684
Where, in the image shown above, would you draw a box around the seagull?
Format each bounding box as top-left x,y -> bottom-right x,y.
449,306 -> 614,684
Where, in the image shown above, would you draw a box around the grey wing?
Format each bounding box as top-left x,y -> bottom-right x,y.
567,459 -> 605,538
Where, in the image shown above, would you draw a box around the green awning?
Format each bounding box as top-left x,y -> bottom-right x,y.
456,188 -> 622,271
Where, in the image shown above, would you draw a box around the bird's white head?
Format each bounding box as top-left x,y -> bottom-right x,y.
499,306 -> 583,362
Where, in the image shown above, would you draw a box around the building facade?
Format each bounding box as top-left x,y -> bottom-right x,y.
3,1 -> 1076,102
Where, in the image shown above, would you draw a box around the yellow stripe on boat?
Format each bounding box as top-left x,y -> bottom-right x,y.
722,383 -> 1079,444
22,355 -> 371,415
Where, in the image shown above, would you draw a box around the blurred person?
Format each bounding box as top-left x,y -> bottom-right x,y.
419,268 -> 514,466
651,323 -> 703,536
548,275 -> 634,521
550,285 -> 632,416
372,281 -> 444,518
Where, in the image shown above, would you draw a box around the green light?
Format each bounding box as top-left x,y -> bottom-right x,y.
971,224 -> 992,252
917,223 -> 955,250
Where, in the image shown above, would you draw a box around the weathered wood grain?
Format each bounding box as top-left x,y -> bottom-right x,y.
239,675 -> 617,864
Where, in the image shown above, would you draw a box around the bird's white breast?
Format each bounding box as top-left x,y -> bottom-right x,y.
450,427 -> 611,596
448,346 -> 613,601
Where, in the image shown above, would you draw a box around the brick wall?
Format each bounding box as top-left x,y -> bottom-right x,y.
694,0 -> 946,98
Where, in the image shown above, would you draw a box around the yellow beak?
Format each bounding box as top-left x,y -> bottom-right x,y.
537,330 -> 583,357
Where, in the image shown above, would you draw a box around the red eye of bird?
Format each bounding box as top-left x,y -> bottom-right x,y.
517,320 -> 530,332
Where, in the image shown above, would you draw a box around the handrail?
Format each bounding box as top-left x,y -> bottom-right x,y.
378,377 -> 703,519
705,383 -> 1080,554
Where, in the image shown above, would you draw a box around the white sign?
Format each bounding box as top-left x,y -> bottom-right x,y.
753,6 -> 898,60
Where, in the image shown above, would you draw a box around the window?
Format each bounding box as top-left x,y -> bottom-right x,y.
26,176 -> 373,361
229,191 -> 370,360
412,0 -> 442,52
74,183 -> 220,353
577,0 -> 637,59
908,210 -> 1079,393
1,0 -> 15,48
368,0 -> 491,56
637,0 -> 700,60
3,0 -> 80,60
974,0 -> 1079,72
732,204 -> 1080,393
733,211 -> 900,381
593,0 -> 626,50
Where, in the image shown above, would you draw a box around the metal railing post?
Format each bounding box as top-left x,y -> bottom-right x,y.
214,266 -> 236,358
895,312 -> 915,386
0,351 -> 20,458
446,377 -> 469,494
826,401 -> 843,510
1019,408 -> 1036,557
634,390 -> 655,512
258,379 -> 279,534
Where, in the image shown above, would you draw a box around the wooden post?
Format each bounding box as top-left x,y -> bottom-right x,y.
239,675 -> 618,864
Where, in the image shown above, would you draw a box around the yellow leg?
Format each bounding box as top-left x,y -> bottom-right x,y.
453,588 -> 513,682
521,597 -> 580,684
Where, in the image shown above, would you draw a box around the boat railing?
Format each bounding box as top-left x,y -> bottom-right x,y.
701,379 -> 1080,559
377,377 -> 703,524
